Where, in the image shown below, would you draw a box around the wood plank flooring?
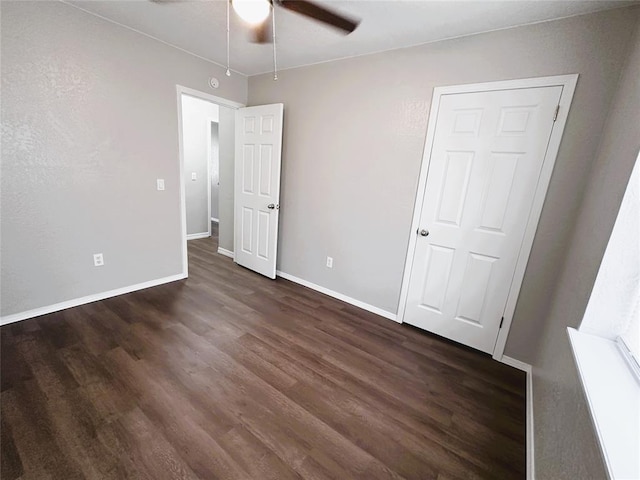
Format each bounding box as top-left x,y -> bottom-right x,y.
1,224 -> 526,479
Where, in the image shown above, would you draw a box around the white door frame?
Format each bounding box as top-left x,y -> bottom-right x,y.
397,74 -> 578,360
176,85 -> 245,277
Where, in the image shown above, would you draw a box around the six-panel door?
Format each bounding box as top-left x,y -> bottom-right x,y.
234,104 -> 284,279
404,87 -> 562,353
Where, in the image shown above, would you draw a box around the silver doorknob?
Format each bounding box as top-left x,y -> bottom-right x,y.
418,228 -> 429,237
267,204 -> 276,210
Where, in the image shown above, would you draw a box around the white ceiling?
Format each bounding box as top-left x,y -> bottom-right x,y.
66,0 -> 635,76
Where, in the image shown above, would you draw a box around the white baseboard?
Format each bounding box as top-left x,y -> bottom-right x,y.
526,364 -> 534,480
275,270 -> 398,323
211,217 -> 219,223
210,254 -> 396,322
187,232 -> 210,240
0,273 -> 187,326
500,355 -> 531,373
217,247 -> 234,259
500,356 -> 534,480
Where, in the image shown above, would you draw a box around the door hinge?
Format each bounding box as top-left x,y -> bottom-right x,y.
499,316 -> 504,328
553,105 -> 560,122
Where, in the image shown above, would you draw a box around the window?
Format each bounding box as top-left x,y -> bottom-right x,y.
580,149 -> 640,371
568,150 -> 640,480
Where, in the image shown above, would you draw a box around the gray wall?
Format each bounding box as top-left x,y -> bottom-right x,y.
1,2 -> 638,476
181,94 -> 218,236
211,122 -> 220,221
248,7 -> 639,362
532,21 -> 640,480
218,105 -> 236,252
0,1 -> 247,317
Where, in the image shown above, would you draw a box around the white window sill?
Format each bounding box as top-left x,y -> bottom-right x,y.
568,328 -> 640,480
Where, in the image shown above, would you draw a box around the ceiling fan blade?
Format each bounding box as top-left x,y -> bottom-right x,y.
277,0 -> 359,34
251,11 -> 273,43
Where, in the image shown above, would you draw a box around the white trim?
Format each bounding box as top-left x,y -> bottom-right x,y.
429,75 -> 578,96
176,88 -> 189,278
211,217 -> 220,223
217,247 -> 235,259
500,356 -> 535,480
396,74 -> 579,361
187,232 -> 210,240
177,86 -> 245,110
176,85 -> 246,282
0,274 -> 186,326
527,364 -> 535,480
276,270 -> 399,322
568,328 -> 640,480
499,355 -> 531,372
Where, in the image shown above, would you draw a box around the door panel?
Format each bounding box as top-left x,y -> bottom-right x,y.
436,151 -> 474,225
257,211 -> 270,259
421,244 -> 455,313
259,145 -> 273,195
242,146 -> 255,193
234,104 -> 284,279
404,86 -> 562,353
478,152 -> 519,232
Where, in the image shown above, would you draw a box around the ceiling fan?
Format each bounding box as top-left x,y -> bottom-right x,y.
231,0 -> 359,43
153,0 -> 359,79
228,0 -> 359,78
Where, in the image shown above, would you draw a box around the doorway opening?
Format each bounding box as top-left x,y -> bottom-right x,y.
176,85 -> 245,275
209,119 -> 220,251
181,93 -> 218,241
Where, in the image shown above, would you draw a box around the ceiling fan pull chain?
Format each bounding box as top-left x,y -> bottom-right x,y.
272,3 -> 278,80
226,0 -> 231,76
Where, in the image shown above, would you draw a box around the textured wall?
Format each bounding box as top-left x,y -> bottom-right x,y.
181,94 -> 218,235
211,122 -> 220,221
217,105 -> 236,252
533,21 -> 640,479
0,1 -> 247,317
249,7 -> 639,361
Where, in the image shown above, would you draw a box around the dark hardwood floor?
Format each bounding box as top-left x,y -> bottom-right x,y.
1,222 -> 526,479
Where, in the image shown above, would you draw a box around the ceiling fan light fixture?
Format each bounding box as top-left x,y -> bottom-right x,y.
232,0 -> 271,25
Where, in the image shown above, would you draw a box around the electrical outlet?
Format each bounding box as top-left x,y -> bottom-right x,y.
157,179 -> 165,191
93,253 -> 104,267
326,256 -> 333,268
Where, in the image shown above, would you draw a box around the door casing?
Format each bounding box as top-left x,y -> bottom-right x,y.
397,74 -> 578,360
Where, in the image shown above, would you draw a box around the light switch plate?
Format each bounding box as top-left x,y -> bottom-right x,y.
157,179 -> 165,191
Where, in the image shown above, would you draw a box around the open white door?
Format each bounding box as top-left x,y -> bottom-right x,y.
402,84 -> 566,354
234,103 -> 284,279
